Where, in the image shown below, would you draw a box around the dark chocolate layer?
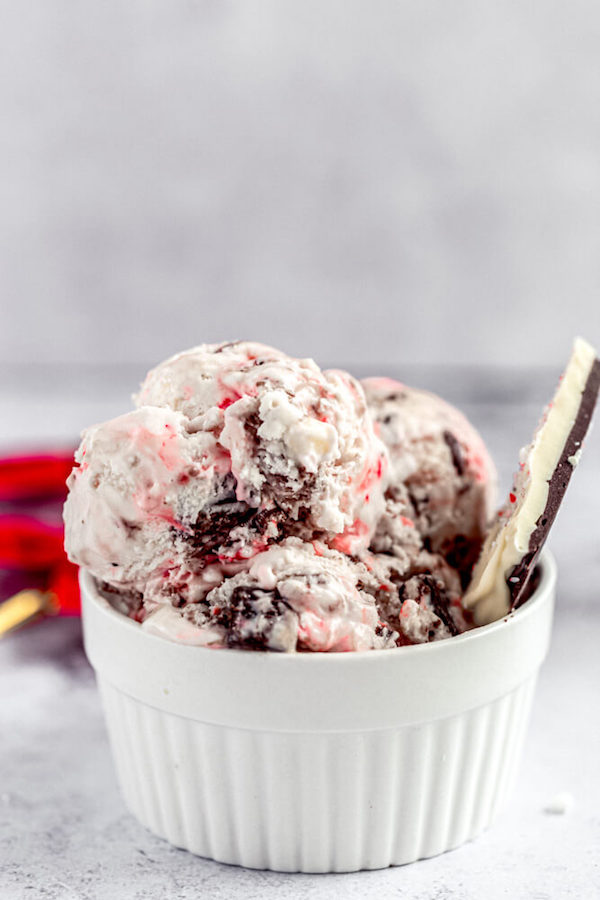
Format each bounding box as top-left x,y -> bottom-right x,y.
508,357 -> 600,609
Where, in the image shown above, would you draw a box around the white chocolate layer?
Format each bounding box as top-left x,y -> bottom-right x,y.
465,337 -> 598,624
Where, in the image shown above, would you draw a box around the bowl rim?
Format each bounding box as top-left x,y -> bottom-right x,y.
80,548 -> 557,662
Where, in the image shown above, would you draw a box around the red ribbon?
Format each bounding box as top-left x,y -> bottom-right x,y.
0,451 -> 80,616
0,452 -> 75,502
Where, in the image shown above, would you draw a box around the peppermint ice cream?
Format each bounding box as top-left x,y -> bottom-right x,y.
362,378 -> 497,582
64,342 -> 387,612
136,342 -> 386,542
65,338 -> 596,652
144,537 -> 398,652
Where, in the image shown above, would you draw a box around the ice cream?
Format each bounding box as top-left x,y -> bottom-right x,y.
64,342 -> 389,611
362,378 -> 497,581
64,338 -> 596,652
137,536 -> 465,650
142,537 -> 398,652
135,341 -> 386,543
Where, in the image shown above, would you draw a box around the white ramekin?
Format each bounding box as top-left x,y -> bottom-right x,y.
81,552 -> 556,873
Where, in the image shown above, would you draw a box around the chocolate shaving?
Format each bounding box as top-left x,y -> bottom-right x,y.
421,575 -> 460,636
121,518 -> 141,537
213,341 -> 241,353
443,430 -> 465,476
508,357 -> 600,609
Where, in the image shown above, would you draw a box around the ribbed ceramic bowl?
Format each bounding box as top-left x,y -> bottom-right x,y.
81,552 -> 556,873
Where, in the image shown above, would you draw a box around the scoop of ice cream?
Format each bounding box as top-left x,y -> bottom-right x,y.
137,342 -> 387,549
149,537 -> 399,652
362,377 -> 497,580
64,343 -> 388,604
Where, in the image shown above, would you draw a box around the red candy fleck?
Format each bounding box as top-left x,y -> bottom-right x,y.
509,492 -> 516,503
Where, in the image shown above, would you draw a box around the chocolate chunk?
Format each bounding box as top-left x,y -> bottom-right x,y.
420,575 -> 460,636
212,586 -> 293,650
183,503 -> 289,559
443,430 -> 465,476
443,533 -> 482,588
99,581 -> 144,619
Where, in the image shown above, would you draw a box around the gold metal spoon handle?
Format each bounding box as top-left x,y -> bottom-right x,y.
0,590 -> 59,638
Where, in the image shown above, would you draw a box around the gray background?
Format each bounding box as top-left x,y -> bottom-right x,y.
1,0 -> 599,372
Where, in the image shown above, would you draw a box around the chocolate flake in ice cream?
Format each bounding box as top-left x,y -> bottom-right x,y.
64,338 -> 599,651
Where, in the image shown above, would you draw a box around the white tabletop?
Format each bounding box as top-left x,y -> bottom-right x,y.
2,365 -> 599,900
